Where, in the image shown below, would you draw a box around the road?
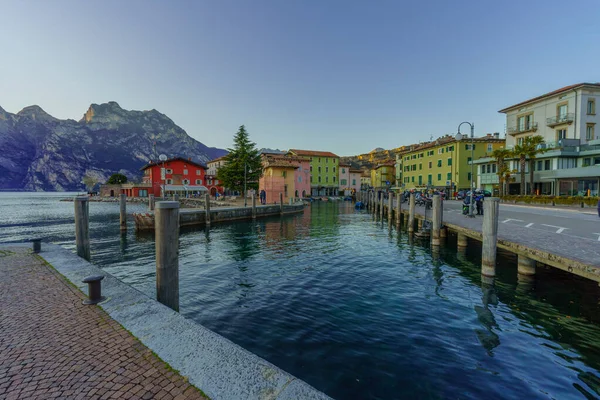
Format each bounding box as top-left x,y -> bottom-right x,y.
442,201 -> 600,243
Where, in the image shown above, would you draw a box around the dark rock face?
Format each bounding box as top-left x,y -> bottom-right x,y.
0,102 -> 227,191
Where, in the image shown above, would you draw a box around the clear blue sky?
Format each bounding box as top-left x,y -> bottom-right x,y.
1,0 -> 599,156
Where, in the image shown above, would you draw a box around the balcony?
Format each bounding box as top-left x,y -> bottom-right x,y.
546,113 -> 574,127
507,122 -> 538,136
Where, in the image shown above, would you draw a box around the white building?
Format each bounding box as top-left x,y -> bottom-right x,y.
499,83 -> 600,195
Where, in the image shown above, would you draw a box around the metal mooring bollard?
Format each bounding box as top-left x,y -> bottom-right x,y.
82,275 -> 106,305
32,238 -> 42,254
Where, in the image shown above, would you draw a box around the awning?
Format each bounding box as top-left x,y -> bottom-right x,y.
164,185 -> 208,192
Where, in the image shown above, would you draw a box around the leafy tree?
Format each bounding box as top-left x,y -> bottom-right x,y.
82,175 -> 98,192
512,135 -> 546,195
216,125 -> 262,193
492,148 -> 513,197
106,173 -> 128,184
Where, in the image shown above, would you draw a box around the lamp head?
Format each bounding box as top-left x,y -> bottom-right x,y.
455,133 -> 463,141
159,154 -> 167,161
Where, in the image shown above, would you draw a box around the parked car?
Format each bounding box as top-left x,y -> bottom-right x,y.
456,190 -> 466,200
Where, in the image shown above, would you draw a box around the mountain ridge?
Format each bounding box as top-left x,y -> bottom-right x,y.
0,102 -> 227,191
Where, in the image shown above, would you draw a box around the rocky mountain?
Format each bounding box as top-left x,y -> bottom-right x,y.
340,147 -> 404,171
0,102 -> 227,191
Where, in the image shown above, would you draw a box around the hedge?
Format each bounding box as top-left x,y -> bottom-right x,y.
500,195 -> 599,207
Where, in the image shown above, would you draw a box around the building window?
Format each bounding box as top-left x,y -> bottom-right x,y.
588,99 -> 596,115
166,179 -> 173,184
341,179 -> 347,185
557,104 -> 568,118
318,176 -> 321,183
333,166 -> 336,173
437,160 -> 442,167
437,173 -> 441,181
557,129 -> 567,141
447,158 -> 452,166
427,174 -> 432,184
467,157 -> 472,164
544,160 -> 551,170
298,176 -> 302,183
333,176 -> 336,182
428,161 -> 432,168
557,158 -> 577,169
487,144 -> 493,152
318,166 -> 321,173
352,179 -> 356,185
586,124 -> 595,140
467,172 -> 472,181
342,168 -> 346,174
326,158 -> 329,163
326,176 -> 329,183
183,169 -> 188,175
481,165 -> 486,174
517,114 -> 534,131
196,170 -> 201,175
487,164 -> 491,173
166,168 -> 173,174
447,146 -> 454,152
438,148 -> 444,154
419,163 -> 422,170
195,179 -> 202,184
282,171 -> 287,177
182,179 -> 189,184
584,158 -> 591,167
310,166 -> 313,172
325,167 -> 329,173
492,164 -> 496,173
537,160 -> 543,171
447,172 -> 451,180
465,144 -> 476,150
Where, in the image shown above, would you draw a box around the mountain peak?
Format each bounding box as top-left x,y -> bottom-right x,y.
81,101 -> 125,123
17,105 -> 57,122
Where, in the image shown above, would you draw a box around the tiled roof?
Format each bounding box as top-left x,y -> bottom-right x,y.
289,149 -> 339,158
208,155 -> 229,163
498,83 -> 600,113
141,157 -> 207,171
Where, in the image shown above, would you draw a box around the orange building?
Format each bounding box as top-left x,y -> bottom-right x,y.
259,154 -> 307,204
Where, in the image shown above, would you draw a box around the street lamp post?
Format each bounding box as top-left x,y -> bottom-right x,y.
159,154 -> 167,199
244,163 -> 252,207
456,122 -> 475,218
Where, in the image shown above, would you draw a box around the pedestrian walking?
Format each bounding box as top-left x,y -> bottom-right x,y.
476,195 -> 483,215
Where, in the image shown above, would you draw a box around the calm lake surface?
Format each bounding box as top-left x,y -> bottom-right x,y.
2,192 -> 600,399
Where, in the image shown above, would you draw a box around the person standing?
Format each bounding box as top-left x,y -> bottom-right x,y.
476,195 -> 483,215
597,197 -> 600,218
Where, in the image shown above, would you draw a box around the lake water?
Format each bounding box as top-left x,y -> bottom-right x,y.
2,192 -> 600,399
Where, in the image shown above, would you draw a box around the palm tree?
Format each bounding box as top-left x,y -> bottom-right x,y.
512,135 -> 546,195
492,148 -> 513,197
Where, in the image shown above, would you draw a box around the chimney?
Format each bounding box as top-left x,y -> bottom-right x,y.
493,132 -> 500,138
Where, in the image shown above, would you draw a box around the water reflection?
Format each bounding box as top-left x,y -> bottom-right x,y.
475,277 -> 500,356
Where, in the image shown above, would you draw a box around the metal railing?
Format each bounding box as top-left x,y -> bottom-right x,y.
507,122 -> 538,135
546,113 -> 575,126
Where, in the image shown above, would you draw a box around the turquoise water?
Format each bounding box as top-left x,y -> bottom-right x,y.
2,193 -> 600,399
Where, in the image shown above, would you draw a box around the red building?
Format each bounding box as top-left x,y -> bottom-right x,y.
141,157 -> 208,198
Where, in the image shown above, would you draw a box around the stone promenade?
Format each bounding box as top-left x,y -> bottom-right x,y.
0,247 -> 206,400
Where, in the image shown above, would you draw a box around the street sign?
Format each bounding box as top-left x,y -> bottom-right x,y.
386,181 -> 390,185
446,180 -> 451,186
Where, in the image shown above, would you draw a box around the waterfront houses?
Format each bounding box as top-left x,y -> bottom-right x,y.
360,172 -> 372,190
288,149 -> 340,196
398,134 -> 505,192
141,157 -> 208,197
258,153 -> 310,203
499,83 -> 600,195
371,162 -> 395,191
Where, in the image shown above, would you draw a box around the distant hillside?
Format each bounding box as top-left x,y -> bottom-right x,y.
340,147 -> 406,171
0,102 -> 227,191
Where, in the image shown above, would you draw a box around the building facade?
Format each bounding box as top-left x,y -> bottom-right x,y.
360,172 -> 372,190
141,157 -> 208,197
371,162 -> 395,191
258,154 -> 309,203
349,169 -> 362,193
288,149 -> 340,196
473,157 -> 500,193
398,134 -> 505,192
499,83 -> 600,196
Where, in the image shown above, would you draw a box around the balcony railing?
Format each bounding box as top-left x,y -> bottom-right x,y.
546,113 -> 575,127
507,122 -> 538,136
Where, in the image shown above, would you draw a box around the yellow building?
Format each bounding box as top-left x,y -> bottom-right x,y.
371,162 -> 396,190
398,134 -> 505,192
360,172 -> 372,190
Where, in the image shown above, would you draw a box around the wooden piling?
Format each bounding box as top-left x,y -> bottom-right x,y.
148,194 -> 155,211
517,255 -> 536,276
457,233 -> 468,248
119,194 -> 127,231
280,193 -> 284,215
205,193 -> 211,226
396,192 -> 401,225
431,194 -> 442,246
380,193 -> 384,220
408,193 -> 415,233
155,201 -> 180,312
388,193 -> 393,224
74,196 -> 90,261
481,197 -> 500,277
252,193 -> 257,219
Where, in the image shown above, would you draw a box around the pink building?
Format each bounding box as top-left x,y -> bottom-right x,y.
259,153 -> 309,203
294,159 -> 311,198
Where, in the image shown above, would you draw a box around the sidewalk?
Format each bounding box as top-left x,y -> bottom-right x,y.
0,246 -> 206,400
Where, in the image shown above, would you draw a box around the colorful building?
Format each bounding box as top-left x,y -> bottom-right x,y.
141,157 -> 208,197
349,169 -> 362,193
206,155 -> 228,195
258,154 -> 309,204
371,162 -> 396,191
398,134 -> 505,192
288,149 -> 340,196
360,172 -> 372,190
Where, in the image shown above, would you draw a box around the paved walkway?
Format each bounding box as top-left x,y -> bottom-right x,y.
0,247 -> 206,400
